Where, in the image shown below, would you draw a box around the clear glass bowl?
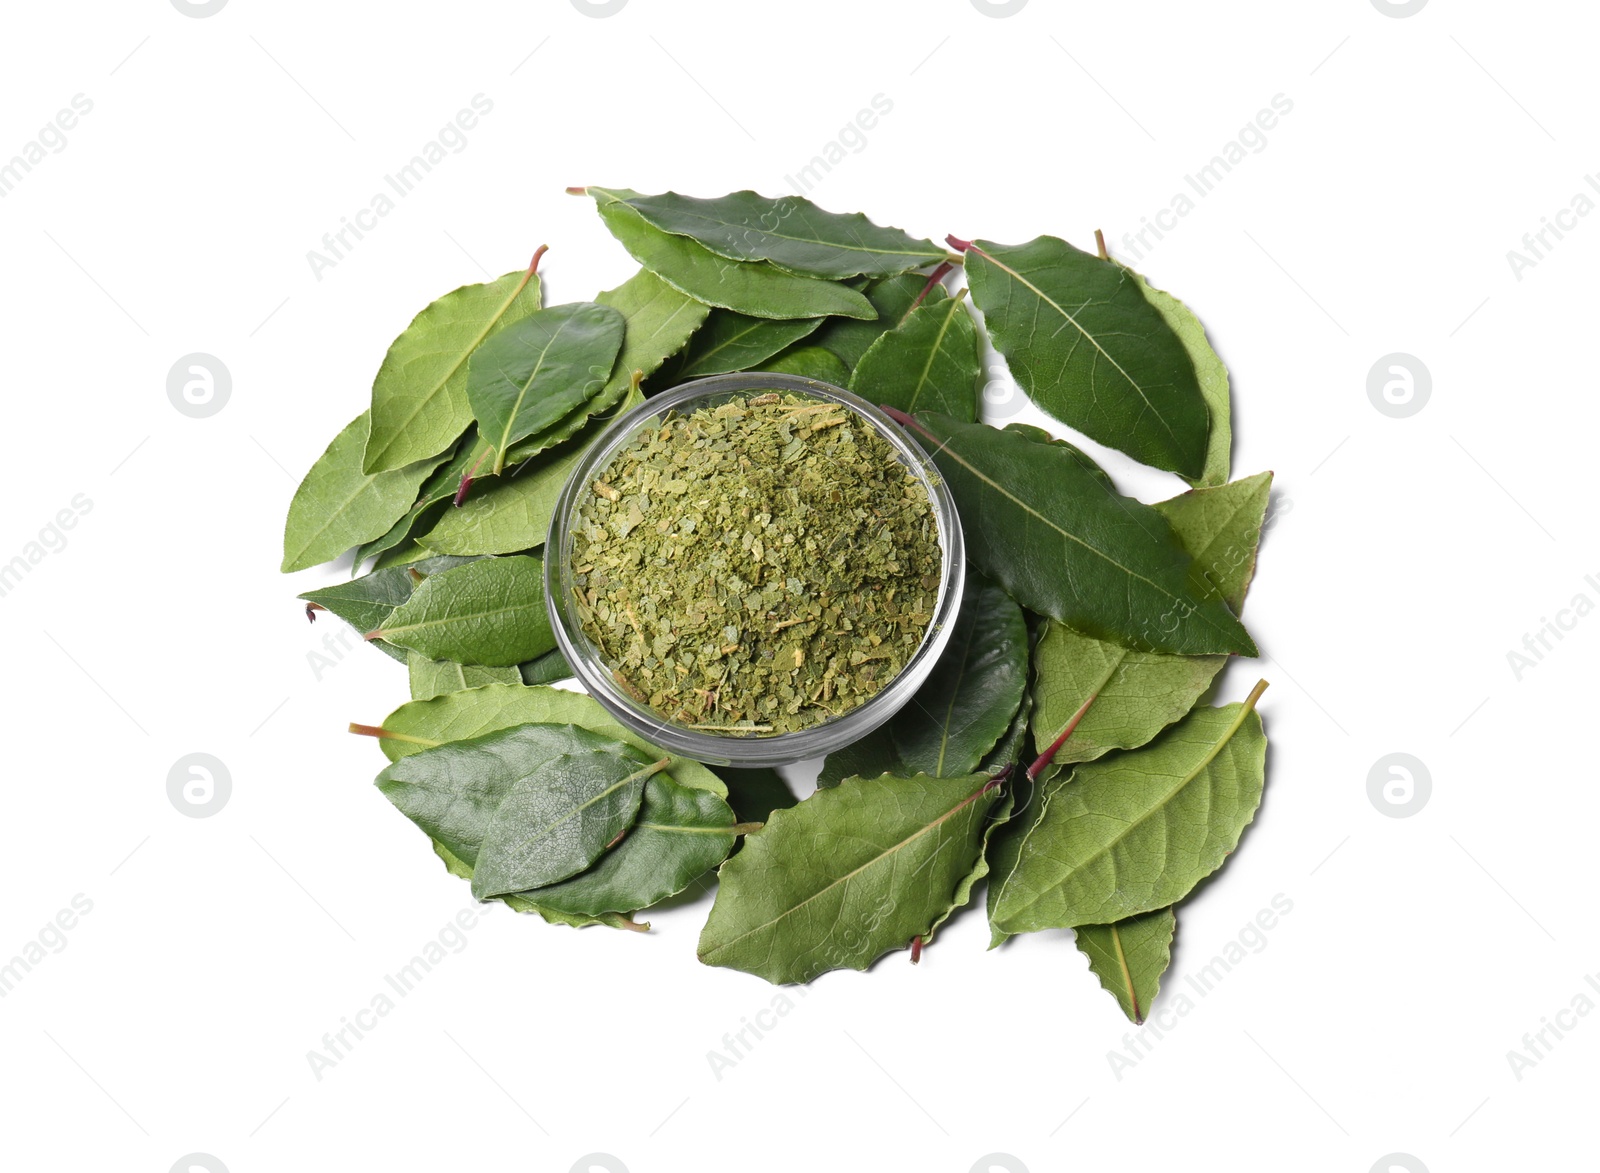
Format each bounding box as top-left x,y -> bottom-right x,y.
544,372 -> 966,768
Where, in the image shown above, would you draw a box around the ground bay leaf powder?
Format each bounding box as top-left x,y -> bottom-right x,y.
570,392 -> 941,735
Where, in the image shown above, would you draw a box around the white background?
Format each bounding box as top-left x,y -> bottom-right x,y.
1,2 -> 1592,1171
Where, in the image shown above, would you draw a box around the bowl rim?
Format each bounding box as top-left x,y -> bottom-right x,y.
543,372 -> 967,768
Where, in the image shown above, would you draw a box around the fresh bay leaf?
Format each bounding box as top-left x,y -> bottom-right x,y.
1133,272 -> 1231,487
418,431 -> 588,555
891,571 -> 1027,776
697,772 -> 1001,984
370,555 -> 553,666
814,274 -> 946,371
910,414 -> 1257,657
466,301 -> 624,474
373,722 -> 657,898
596,189 -> 945,279
925,782 -> 1014,947
1031,471 -> 1273,761
363,265 -> 543,474
368,681 -> 728,797
518,648 -> 574,687
964,235 -> 1210,478
588,190 -> 875,321
432,839 -> 642,930
299,554 -> 476,662
984,763 -> 1052,949
514,772 -> 736,917
406,650 -> 520,700
1075,908 -> 1176,1024
979,682 -> 1034,775
759,345 -> 850,384
354,432 -> 477,569
850,291 -> 982,421
676,310 -> 823,379
988,687 -> 1268,934
1154,470 -> 1273,612
472,747 -> 660,898
281,412 -> 446,573
579,267 -> 711,410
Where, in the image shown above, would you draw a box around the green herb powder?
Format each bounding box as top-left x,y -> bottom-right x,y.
571,392 -> 941,735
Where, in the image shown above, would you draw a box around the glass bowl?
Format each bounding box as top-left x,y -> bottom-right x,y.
544,372 -> 966,768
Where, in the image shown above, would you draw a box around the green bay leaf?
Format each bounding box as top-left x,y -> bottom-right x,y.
988,689 -> 1268,934
676,310 -> 823,379
814,273 -> 946,371
406,650 -> 520,700
467,301 -> 624,474
589,190 -> 875,321
1132,271 -> 1231,487
281,411 -> 446,573
850,291 -> 982,420
299,554 -> 476,661
601,189 -> 945,279
759,344 -> 850,384
1031,470 -> 1273,761
911,414 -> 1256,657
965,236 -> 1209,478
1075,908 -> 1177,1024
697,772 -> 1000,984
368,681 -> 727,797
372,555 -> 552,666
363,265 -> 542,474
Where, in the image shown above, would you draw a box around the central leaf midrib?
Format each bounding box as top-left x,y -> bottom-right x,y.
701,781 -> 992,958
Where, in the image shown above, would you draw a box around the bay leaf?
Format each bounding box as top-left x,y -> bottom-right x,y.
406,650 -> 520,700
676,310 -> 823,379
759,345 -> 850,384
513,772 -> 737,917
417,430 -> 588,555
354,431 -> 479,570
596,189 -> 945,279
432,839 -> 643,931
281,412 -> 446,573
910,414 -> 1257,656
814,273 -> 946,371
891,571 -> 1027,777
1075,908 -> 1176,1024
299,554 -> 476,662
367,681 -> 728,797
1133,271 -> 1231,488
370,555 -> 553,666
697,772 -> 1001,984
850,291 -> 982,421
1030,471 -> 1273,762
466,301 -> 624,474
363,265 -> 542,474
517,648 -> 574,687
963,235 -> 1209,477
373,722 -> 657,899
472,746 -> 661,898
587,189 -> 875,320
987,686 -> 1268,934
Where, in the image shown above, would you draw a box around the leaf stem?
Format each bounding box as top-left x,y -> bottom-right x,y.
730,822 -> 764,836
1095,228 -> 1108,261
945,235 -> 972,252
347,722 -> 440,748
1027,692 -> 1098,781
906,261 -> 954,317
305,602 -> 325,623
910,934 -> 924,964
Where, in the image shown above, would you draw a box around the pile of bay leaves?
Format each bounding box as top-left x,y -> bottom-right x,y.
281,185 -> 1273,1021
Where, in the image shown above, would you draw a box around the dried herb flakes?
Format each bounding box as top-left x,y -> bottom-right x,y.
571,392 -> 940,735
